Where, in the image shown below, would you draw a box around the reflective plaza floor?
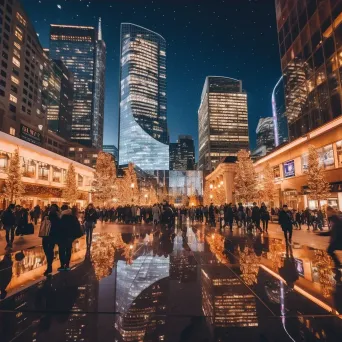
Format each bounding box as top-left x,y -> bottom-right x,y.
1,222 -> 342,342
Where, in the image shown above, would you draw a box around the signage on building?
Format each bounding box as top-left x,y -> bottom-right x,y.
20,124 -> 42,146
283,160 -> 295,178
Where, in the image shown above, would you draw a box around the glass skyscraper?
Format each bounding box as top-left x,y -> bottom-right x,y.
275,0 -> 342,140
118,23 -> 169,171
256,117 -> 275,152
198,76 -> 249,172
272,75 -> 288,147
169,135 -> 195,170
49,22 -> 105,148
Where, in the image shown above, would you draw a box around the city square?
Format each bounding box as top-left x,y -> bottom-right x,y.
1,0 -> 342,341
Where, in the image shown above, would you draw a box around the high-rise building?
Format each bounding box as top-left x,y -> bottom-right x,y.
103,144 -> 119,162
198,76 -> 249,172
0,0 -> 47,144
49,21 -> 106,148
169,135 -> 195,170
275,0 -> 342,140
93,18 -> 106,149
42,52 -> 73,141
272,76 -> 288,147
118,23 -> 169,172
256,117 -> 275,151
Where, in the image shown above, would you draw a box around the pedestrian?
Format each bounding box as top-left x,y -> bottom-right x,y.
260,203 -> 270,233
209,203 -> 215,227
295,210 -> 302,230
327,206 -> 336,230
58,205 -> 82,271
279,204 -> 293,245
327,214 -> 342,283
252,202 -> 262,232
84,203 -> 97,248
40,204 -> 60,276
33,204 -> 41,225
224,203 -> 234,231
1,204 -> 16,249
152,203 -> 161,226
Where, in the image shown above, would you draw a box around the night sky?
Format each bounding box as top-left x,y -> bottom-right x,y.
21,0 -> 281,157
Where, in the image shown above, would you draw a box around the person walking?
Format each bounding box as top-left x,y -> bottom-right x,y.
327,214 -> 342,283
1,204 -> 16,249
84,203 -> 97,248
40,204 -> 60,276
209,203 -> 215,227
152,203 -> 161,226
279,205 -> 293,245
260,203 -> 270,233
295,210 -> 302,230
33,204 -> 41,225
252,202 -> 262,232
224,203 -> 234,231
58,205 -> 82,271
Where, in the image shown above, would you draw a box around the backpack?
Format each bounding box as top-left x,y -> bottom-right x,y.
39,216 -> 51,237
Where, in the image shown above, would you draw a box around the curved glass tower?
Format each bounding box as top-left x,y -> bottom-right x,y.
118,23 -> 169,171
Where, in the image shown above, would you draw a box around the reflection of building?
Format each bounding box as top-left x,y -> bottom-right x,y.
272,76 -> 288,147
170,252 -> 197,283
254,117 -> 275,155
0,0 -> 47,142
118,23 -> 169,171
170,135 -> 195,170
103,144 -> 119,162
198,76 -> 249,173
201,265 -> 258,335
275,0 -> 342,140
49,21 -> 106,148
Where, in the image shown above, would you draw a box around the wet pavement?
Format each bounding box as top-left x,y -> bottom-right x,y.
0,223 -> 342,342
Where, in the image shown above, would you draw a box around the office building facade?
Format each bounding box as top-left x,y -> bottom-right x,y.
169,135 -> 195,170
118,23 -> 169,171
103,144 -> 119,162
256,117 -> 275,151
198,76 -> 249,172
0,0 -> 47,142
49,23 -> 105,148
272,75 -> 289,146
275,0 -> 342,140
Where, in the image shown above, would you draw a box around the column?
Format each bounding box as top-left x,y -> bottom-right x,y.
222,164 -> 236,204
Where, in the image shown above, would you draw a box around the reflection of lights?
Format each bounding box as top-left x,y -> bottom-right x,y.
131,183 -> 134,189
239,247 -> 260,286
313,250 -> 335,298
210,194 -> 213,199
129,244 -> 133,250
210,184 -> 213,189
220,180 -> 223,185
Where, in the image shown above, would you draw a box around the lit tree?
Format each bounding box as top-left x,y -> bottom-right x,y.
5,148 -> 24,203
120,163 -> 140,204
234,149 -> 257,204
62,163 -> 78,205
213,183 -> 226,205
307,145 -> 330,208
161,183 -> 169,202
261,162 -> 276,204
148,186 -> 158,205
203,181 -> 211,206
92,152 -> 116,206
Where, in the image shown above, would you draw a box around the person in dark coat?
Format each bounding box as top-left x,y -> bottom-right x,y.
42,204 -> 60,276
58,205 -> 81,271
1,204 -> 16,249
33,205 -> 41,225
252,202 -> 262,232
260,203 -> 270,233
209,204 -> 215,227
84,203 -> 97,248
0,252 -> 13,299
224,203 -> 234,231
327,214 -> 342,282
279,204 -> 293,245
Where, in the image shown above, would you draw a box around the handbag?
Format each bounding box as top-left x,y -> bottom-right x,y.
39,216 -> 51,237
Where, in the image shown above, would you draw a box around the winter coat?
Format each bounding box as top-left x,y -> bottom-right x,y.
85,208 -> 97,223
152,206 -> 161,221
1,209 -> 16,226
59,209 -> 82,241
279,210 -> 293,231
252,206 -> 260,221
330,215 -> 342,249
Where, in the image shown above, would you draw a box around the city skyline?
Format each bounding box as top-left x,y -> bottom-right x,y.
21,0 -> 282,158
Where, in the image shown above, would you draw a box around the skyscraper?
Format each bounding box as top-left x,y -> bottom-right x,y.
118,23 -> 169,171
93,18 -> 106,149
198,76 -> 249,172
0,0 -> 46,143
275,0 -> 342,140
49,22 -> 105,148
169,135 -> 195,170
272,75 -> 288,147
256,117 -> 275,151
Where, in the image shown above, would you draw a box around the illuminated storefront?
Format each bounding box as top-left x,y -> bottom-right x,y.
0,132 -> 94,208
118,23 -> 169,171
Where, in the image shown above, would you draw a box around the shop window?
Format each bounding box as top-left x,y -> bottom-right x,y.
78,174 -> 83,187
38,163 -> 49,181
318,144 -> 335,169
9,127 -> 15,136
52,167 -> 61,183
337,140 -> 342,166
0,152 -> 10,171
273,165 -> 281,178
22,159 -> 36,178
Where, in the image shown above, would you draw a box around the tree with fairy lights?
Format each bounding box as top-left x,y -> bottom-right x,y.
5,148 -> 24,203
307,145 -> 330,208
261,162 -> 276,204
234,149 -> 257,204
92,152 -> 116,206
119,163 -> 140,205
62,163 -> 78,205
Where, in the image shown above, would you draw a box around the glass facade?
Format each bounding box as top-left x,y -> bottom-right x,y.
103,144 -> 119,162
272,76 -> 289,146
49,24 -> 100,147
275,0 -> 342,140
256,117 -> 275,151
168,170 -> 203,198
93,18 -> 106,149
118,23 -> 169,171
198,76 -> 249,172
169,135 -> 195,170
